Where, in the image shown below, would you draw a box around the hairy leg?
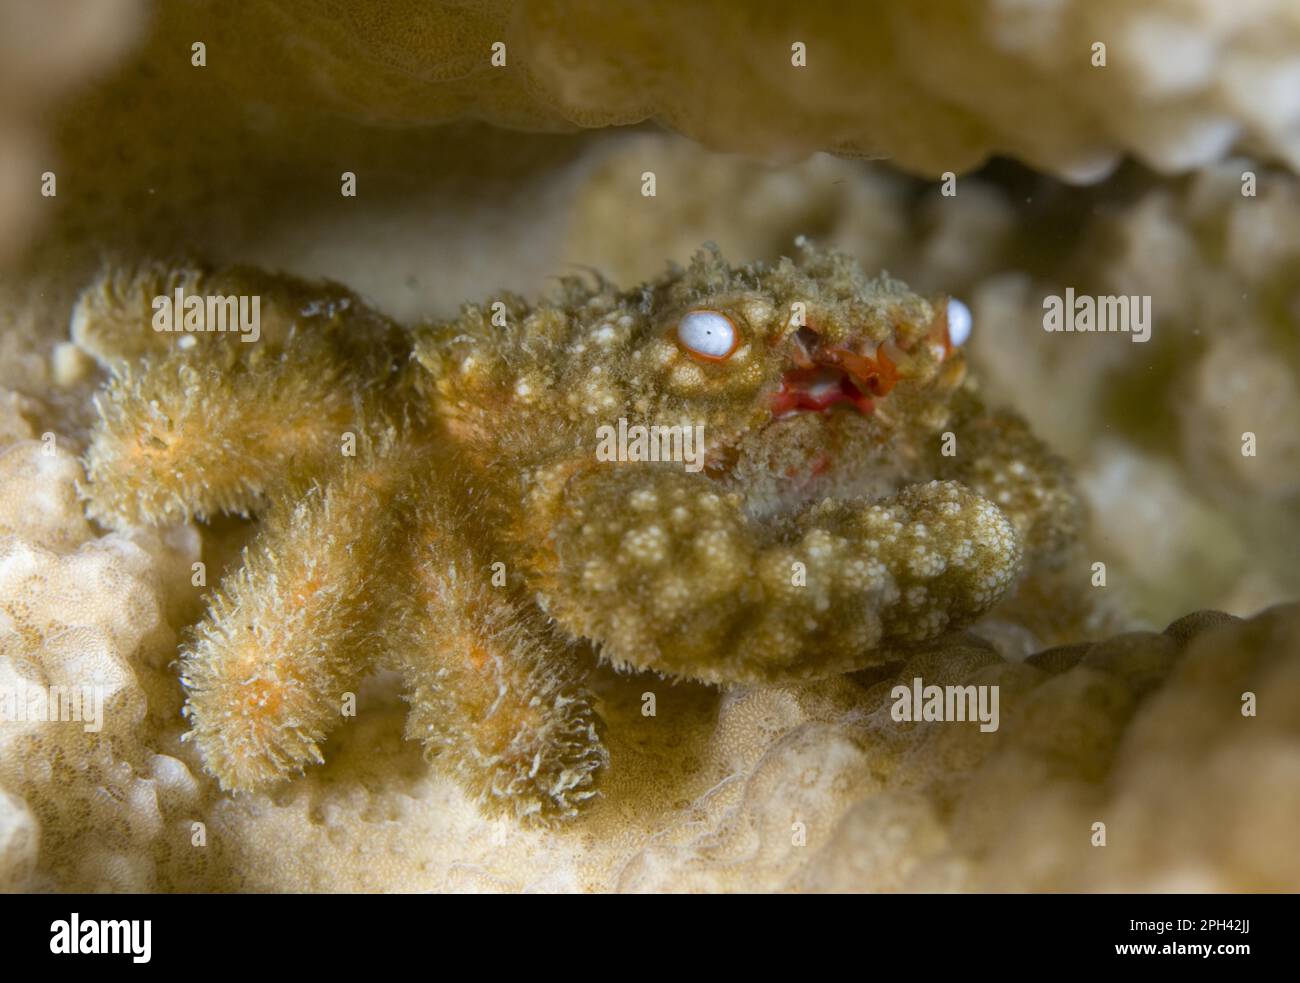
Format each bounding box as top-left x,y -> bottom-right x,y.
78,264 -> 410,528
179,437 -> 407,789
388,465 -> 606,824
181,435 -> 607,818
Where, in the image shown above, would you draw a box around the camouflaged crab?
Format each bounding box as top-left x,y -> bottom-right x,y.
75,243 -> 1080,823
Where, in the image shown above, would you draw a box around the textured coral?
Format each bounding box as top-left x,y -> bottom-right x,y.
953,158 -> 1300,622
0,413 -> 204,891
601,605 -> 1300,893
205,1 -> 1300,181
76,245 -> 1079,823
1096,161 -> 1300,505
0,787 -> 37,891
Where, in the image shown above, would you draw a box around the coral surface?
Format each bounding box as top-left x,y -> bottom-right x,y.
200,1 -> 1300,182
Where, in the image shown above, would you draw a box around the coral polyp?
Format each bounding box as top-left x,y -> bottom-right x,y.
77,244 -> 1081,823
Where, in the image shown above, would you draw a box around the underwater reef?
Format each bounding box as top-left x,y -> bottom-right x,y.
1,0 -> 1299,892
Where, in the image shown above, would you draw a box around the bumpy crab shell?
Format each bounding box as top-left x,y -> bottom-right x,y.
414,242 -> 1081,684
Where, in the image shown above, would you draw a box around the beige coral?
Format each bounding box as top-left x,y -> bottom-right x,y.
216,1 -> 1300,181
0,786 -> 38,891
606,606 -> 1300,893
0,412 -> 205,892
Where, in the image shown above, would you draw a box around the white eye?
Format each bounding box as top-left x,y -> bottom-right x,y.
676,310 -> 739,360
947,298 -> 972,347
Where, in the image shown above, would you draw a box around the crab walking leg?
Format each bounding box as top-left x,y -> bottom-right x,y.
180,442 -> 408,790
79,264 -> 410,530
388,470 -> 607,823
528,466 -> 1022,685
71,261 -> 405,368
83,340 -> 394,529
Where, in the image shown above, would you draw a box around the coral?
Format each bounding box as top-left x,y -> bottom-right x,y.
615,604 -> 1300,893
561,134 -> 918,288
953,157 -> 1300,621
0,787 -> 38,892
0,426 -> 205,892
193,1 -> 1300,182
78,244 -> 1080,822
1078,441 -> 1249,621
1094,161 -> 1300,506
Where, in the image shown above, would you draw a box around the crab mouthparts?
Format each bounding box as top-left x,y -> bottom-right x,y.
770,336 -> 899,419
771,365 -> 874,416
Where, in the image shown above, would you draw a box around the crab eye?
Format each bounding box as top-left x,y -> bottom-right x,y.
946,298 -> 972,347
676,310 -> 739,360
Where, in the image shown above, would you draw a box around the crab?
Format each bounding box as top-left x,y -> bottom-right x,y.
76,243 -> 1080,823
